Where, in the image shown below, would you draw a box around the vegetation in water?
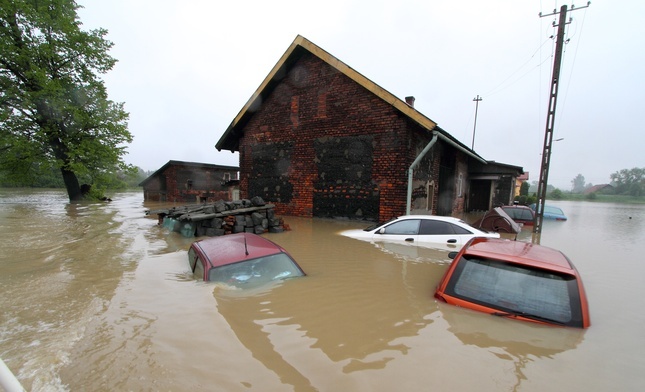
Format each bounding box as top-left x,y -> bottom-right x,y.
0,0 -> 133,201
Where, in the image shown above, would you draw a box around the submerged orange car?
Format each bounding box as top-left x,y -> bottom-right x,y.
435,237 -> 590,328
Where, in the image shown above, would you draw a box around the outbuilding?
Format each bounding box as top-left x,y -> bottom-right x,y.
139,160 -> 239,203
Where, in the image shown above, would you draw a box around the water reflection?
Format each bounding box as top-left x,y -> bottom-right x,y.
363,241 -> 454,264
212,238 -> 445,389
440,304 -> 585,391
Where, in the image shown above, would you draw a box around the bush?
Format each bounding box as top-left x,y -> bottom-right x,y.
518,195 -> 528,205
586,192 -> 598,200
550,189 -> 563,200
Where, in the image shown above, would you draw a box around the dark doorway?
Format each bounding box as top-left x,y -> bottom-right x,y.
469,180 -> 492,211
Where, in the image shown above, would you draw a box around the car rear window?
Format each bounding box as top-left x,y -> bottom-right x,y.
503,208 -> 533,221
445,256 -> 584,327
208,253 -> 304,286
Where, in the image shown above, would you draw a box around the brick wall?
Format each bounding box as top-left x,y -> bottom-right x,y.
143,164 -> 234,203
237,53 -> 466,221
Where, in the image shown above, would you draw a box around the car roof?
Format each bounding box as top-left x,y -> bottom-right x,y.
397,215 -> 464,223
192,233 -> 285,268
462,237 -> 575,273
502,205 -> 531,210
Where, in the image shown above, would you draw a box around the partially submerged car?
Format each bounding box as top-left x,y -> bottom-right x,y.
188,233 -> 305,285
501,205 -> 536,226
435,237 -> 590,328
529,203 -> 568,221
340,215 -> 500,250
472,207 -> 522,234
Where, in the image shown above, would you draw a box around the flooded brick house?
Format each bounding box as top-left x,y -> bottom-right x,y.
216,35 -> 521,222
139,160 -> 239,203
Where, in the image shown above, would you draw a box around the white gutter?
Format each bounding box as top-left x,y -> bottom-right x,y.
406,131 -> 487,215
406,133 -> 438,215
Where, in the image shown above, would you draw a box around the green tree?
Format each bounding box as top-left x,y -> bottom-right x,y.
610,167 -> 644,196
571,174 -> 586,193
0,0 -> 132,201
550,188 -> 563,200
520,181 -> 529,196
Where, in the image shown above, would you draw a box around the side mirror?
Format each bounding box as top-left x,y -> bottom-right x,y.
448,251 -> 458,259
377,228 -> 385,234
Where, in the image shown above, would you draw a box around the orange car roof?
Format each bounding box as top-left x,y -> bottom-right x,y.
463,238 -> 575,274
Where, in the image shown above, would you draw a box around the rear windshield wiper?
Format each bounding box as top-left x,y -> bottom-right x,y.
491,310 -> 565,326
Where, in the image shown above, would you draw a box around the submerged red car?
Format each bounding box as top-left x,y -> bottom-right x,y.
501,205 -> 536,226
435,237 -> 590,328
188,233 -> 305,285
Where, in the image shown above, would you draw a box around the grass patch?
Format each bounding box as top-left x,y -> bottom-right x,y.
557,193 -> 645,204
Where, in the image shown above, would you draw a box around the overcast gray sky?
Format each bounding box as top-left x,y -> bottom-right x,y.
77,0 -> 643,190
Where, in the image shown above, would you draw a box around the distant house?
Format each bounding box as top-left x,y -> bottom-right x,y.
515,172 -> 529,197
584,184 -> 614,195
139,160 -> 239,202
215,35 -> 522,221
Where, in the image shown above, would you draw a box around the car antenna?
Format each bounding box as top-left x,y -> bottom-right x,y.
244,234 -> 249,256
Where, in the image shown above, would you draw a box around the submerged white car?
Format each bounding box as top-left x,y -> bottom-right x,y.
340,215 -> 500,250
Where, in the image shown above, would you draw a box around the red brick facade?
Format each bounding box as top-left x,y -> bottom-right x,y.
235,52 -> 467,221
140,161 -> 238,203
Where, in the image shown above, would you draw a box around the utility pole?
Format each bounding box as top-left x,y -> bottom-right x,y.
471,95 -> 482,150
533,2 -> 590,241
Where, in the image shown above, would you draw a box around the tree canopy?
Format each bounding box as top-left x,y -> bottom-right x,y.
0,0 -> 132,200
611,167 -> 644,196
571,174 -> 586,193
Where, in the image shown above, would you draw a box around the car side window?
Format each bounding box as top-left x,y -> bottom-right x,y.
193,256 -> 205,279
419,220 -> 454,235
382,219 -> 420,235
450,223 -> 472,235
188,247 -> 205,278
188,247 -> 197,270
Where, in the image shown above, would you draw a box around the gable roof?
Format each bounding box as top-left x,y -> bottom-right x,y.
138,160 -> 239,187
215,35 -> 481,162
584,184 -> 613,194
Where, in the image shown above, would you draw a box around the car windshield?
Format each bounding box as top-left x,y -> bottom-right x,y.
208,253 -> 304,286
364,217 -> 397,232
445,256 -> 584,328
544,206 -> 564,215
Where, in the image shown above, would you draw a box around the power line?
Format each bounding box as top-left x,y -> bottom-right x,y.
533,2 -> 591,240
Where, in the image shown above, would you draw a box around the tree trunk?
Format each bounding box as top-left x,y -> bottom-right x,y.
61,166 -> 83,201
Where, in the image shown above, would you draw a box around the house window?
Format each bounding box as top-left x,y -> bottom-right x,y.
186,179 -> 193,190
223,173 -> 231,182
457,174 -> 463,197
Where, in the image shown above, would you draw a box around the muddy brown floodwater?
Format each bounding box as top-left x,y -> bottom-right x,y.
1,189 -> 644,391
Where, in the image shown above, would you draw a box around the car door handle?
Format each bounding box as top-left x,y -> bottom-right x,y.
405,238 -> 414,242
447,239 -> 457,244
